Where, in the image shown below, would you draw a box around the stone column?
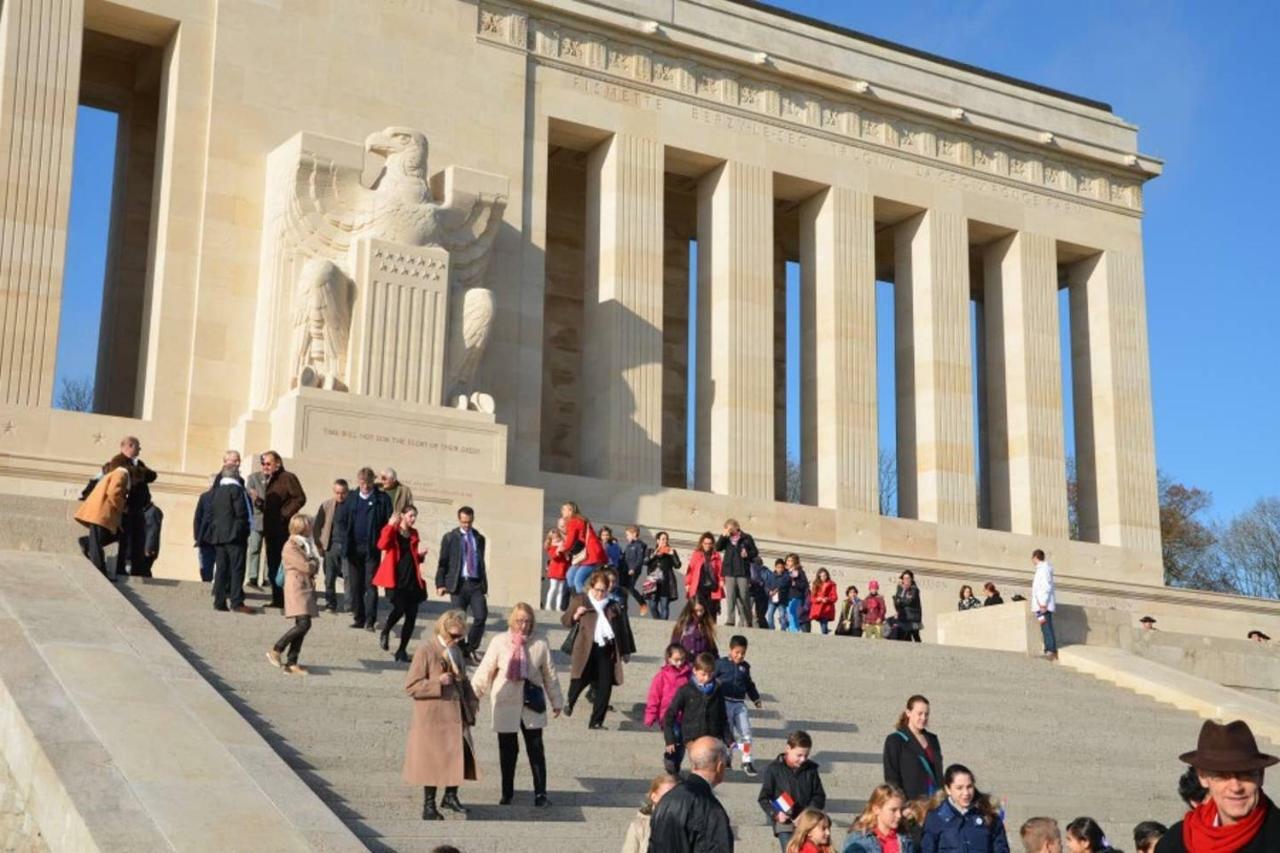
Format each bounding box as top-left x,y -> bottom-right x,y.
800,187 -> 878,512
983,232 -> 1069,537
1069,250 -> 1161,553
0,0 -> 84,406
773,247 -> 787,502
695,161 -> 774,499
580,133 -> 665,484
894,209 -> 977,525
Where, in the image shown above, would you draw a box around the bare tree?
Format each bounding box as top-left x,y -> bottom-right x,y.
1065,456 -> 1081,540
55,376 -> 94,412
1217,497 -> 1280,600
785,457 -> 802,504
879,448 -> 897,517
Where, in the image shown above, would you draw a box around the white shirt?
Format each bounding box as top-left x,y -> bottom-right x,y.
1031,560 -> 1056,613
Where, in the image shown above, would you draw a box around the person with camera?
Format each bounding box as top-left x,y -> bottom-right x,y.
471,602 -> 563,807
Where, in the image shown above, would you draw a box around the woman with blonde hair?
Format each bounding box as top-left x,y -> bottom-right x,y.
621,773 -> 679,853
266,514 -> 318,674
471,603 -> 564,807
786,808 -> 834,853
843,785 -> 917,853
404,609 -> 480,820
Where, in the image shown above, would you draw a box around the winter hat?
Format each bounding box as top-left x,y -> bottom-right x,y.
868,580 -> 879,591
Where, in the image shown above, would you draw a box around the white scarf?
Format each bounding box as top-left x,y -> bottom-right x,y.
290,534 -> 316,560
590,595 -> 615,646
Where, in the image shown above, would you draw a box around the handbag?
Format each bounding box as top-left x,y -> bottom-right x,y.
523,680 -> 547,714
559,621 -> 580,656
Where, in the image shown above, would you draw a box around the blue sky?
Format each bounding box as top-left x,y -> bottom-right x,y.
57,1 -> 1278,521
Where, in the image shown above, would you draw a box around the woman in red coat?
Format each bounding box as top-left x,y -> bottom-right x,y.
809,568 -> 838,635
558,501 -> 607,594
374,507 -> 428,662
684,532 -> 724,620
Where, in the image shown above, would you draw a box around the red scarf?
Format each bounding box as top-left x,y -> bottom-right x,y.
1182,796 -> 1268,853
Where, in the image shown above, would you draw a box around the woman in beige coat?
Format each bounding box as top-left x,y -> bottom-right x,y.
266,514 -> 318,674
471,602 -> 565,807
404,609 -> 479,820
621,773 -> 679,853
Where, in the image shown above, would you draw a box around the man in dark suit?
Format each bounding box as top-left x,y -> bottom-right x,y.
436,505 -> 488,662
107,435 -> 157,577
342,467 -> 392,630
208,464 -> 252,613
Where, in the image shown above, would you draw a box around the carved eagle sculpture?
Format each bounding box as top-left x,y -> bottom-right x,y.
273,126 -> 506,408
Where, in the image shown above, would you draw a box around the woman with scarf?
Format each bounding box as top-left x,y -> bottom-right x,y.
373,507 -> 429,663
644,530 -> 682,620
471,602 -> 564,807
684,532 -> 725,620
403,609 -> 480,820
883,695 -> 943,801
920,764 -> 1009,853
266,514 -> 319,674
562,569 -> 634,729
1155,719 -> 1279,853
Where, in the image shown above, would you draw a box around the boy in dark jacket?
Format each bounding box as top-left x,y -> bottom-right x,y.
620,525 -> 649,614
714,635 -> 763,776
663,653 -> 728,772
757,730 -> 827,850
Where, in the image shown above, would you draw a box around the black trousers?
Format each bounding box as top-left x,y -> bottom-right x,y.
618,576 -> 646,610
322,549 -> 345,610
345,551 -> 379,627
384,600 -> 419,653
265,533 -> 286,607
450,579 -> 488,655
498,723 -> 547,799
79,524 -> 117,578
212,541 -> 247,609
117,510 -> 146,576
273,616 -> 312,665
566,642 -> 615,726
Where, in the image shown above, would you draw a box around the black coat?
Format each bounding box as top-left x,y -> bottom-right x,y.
714,532 -> 758,579
436,527 -> 488,594
1155,796 -> 1280,853
193,489 -> 215,546
883,728 -> 943,800
646,550 -> 682,601
341,489 -> 392,560
143,504 -> 163,555
206,481 -> 250,546
648,773 -> 735,853
757,754 -> 826,822
894,584 -> 923,628
663,682 -> 728,745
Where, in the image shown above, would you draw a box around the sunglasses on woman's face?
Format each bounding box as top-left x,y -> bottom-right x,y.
449,632 -> 464,641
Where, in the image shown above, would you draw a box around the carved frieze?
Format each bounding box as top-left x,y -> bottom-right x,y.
475,3 -> 1144,214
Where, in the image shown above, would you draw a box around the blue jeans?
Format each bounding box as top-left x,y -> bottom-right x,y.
568,563 -> 599,594
649,595 -> 670,620
766,601 -> 789,630
1040,611 -> 1058,654
816,619 -> 829,635
786,599 -> 804,633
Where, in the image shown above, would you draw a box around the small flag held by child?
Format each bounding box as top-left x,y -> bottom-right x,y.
773,792 -> 795,815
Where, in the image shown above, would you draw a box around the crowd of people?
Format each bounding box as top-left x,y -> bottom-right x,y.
69,441 -> 1277,852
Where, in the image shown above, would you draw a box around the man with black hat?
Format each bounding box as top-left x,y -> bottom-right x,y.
1140,616 -> 1158,632
1156,719 -> 1278,852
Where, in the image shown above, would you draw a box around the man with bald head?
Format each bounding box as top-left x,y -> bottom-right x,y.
648,735 -> 734,852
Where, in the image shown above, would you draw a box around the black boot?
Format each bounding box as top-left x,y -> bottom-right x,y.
440,787 -> 468,814
379,630 -> 390,652
421,787 -> 442,821
394,648 -> 409,663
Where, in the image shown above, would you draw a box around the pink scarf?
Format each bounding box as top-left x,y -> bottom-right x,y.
506,630 -> 529,681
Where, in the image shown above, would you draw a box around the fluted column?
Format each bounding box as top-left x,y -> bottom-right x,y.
580,134 -> 664,483
1069,250 -> 1161,553
894,209 -> 977,525
800,187 -> 878,511
984,232 -> 1069,537
0,0 -> 84,406
695,161 -> 774,499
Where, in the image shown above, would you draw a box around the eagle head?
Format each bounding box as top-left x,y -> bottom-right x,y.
365,127 -> 428,182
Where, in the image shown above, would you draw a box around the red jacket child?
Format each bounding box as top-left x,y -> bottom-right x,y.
809,579 -> 838,622
546,544 -> 568,581
685,549 -> 724,603
644,660 -> 692,728
862,590 -> 886,625
371,522 -> 425,591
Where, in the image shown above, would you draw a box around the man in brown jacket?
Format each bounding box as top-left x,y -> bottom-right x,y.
312,478 -> 350,612
254,451 -> 307,608
75,462 -> 131,581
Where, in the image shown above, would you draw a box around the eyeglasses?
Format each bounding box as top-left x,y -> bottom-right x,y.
448,632 -> 464,640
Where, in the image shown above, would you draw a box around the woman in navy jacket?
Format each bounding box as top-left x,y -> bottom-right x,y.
921,764 -> 1010,853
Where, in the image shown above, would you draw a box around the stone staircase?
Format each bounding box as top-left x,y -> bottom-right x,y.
118,578 -> 1266,853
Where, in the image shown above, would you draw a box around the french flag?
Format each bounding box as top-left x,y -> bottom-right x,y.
773,792 -> 795,815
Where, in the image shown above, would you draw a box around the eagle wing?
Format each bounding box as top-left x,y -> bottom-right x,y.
273,141 -> 379,268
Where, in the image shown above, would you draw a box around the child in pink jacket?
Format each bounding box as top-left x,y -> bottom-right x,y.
645,643 -> 691,773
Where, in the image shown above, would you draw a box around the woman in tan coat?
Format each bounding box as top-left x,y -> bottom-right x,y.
404,609 -> 479,820
74,464 -> 131,580
266,514 -> 319,674
472,602 -> 564,807
561,569 -> 634,729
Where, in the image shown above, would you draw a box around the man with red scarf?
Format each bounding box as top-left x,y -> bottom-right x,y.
1156,719 -> 1278,852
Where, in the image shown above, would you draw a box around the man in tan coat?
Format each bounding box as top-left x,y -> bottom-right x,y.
75,463 -> 131,581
